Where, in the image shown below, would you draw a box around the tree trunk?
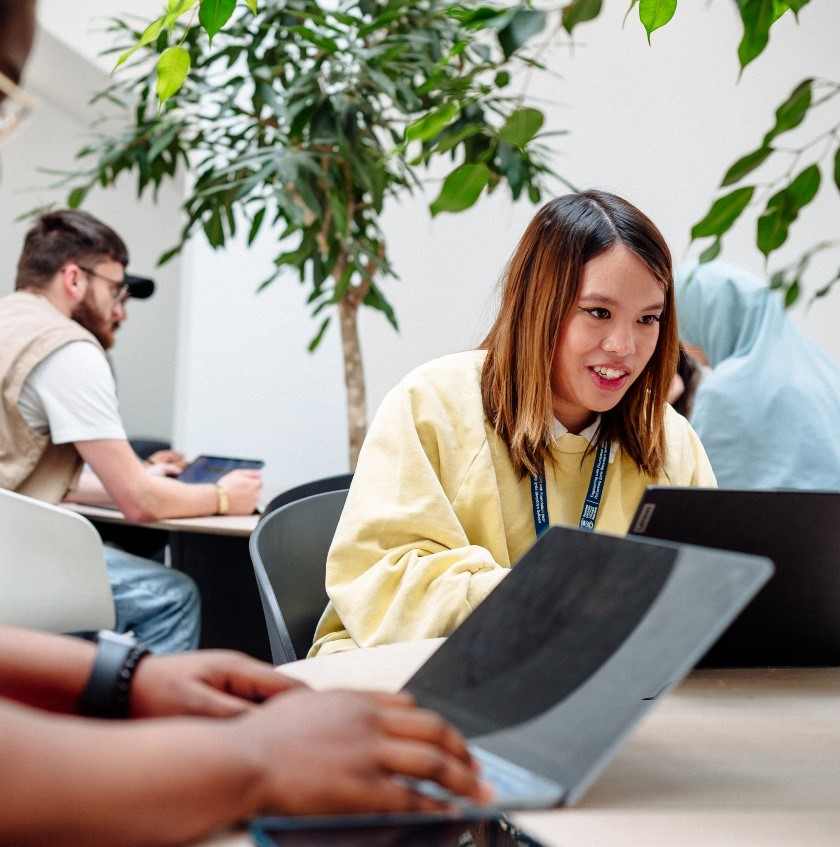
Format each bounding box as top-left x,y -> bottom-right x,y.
338,292 -> 367,470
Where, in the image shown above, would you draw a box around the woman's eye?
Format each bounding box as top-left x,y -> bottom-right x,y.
585,307 -> 610,319
639,314 -> 661,325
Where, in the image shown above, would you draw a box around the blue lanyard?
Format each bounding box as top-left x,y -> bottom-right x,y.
530,441 -> 611,537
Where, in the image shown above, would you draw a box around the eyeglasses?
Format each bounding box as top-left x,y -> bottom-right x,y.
78,266 -> 131,306
0,70 -> 37,148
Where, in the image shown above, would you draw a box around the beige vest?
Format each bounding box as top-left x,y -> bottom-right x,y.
0,290 -> 102,503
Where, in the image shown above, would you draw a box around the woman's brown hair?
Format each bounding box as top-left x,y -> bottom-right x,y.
480,190 -> 678,479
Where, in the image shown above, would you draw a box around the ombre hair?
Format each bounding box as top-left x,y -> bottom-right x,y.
481,190 -> 678,479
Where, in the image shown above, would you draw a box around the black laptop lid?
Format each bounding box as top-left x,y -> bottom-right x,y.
405,526 -> 771,803
629,486 -> 840,665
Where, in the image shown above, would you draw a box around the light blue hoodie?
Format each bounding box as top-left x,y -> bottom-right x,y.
675,261 -> 840,490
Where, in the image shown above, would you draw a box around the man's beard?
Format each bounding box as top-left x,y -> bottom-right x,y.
72,294 -> 116,350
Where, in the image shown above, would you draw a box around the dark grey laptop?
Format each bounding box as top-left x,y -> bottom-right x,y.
629,486 -> 840,666
403,525 -> 771,809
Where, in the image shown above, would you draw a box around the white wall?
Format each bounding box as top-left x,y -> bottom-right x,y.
7,2 -> 839,489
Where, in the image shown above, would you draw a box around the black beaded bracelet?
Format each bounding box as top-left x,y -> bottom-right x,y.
78,631 -> 151,719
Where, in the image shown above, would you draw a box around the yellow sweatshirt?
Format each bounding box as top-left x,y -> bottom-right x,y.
310,350 -> 716,656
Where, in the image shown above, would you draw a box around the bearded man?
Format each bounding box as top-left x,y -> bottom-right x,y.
0,209 -> 261,652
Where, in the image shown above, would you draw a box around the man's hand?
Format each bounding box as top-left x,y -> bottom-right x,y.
144,461 -> 183,478
144,449 -> 189,471
129,651 -> 303,719
239,689 -> 494,815
217,468 -> 262,515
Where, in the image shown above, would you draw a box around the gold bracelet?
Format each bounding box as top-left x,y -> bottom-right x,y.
215,484 -> 230,515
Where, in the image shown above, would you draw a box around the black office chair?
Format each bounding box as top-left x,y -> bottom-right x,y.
249,489 -> 349,665
263,473 -> 354,516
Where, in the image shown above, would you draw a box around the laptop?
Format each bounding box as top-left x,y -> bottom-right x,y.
628,486 -> 840,666
402,525 -> 772,809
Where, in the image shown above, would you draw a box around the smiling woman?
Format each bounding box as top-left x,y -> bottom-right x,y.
310,190 -> 717,657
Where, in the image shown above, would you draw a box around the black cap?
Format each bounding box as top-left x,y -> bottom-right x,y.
124,274 -> 155,299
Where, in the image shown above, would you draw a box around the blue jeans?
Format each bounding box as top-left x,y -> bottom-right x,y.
104,545 -> 201,654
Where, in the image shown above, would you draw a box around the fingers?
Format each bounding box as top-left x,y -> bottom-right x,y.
376,701 -> 474,765
377,738 -> 493,805
199,651 -> 308,702
222,666 -> 306,702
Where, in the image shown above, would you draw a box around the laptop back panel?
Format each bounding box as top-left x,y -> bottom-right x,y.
629,487 -> 840,665
405,526 -> 772,806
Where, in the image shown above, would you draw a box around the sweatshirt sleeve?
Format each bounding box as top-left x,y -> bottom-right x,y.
322,370 -> 510,649
661,406 -> 717,488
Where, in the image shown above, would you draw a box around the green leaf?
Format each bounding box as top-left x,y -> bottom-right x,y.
784,0 -> 811,14
405,103 -> 460,143
785,162 -> 821,207
498,108 -> 544,148
68,186 -> 88,208
736,0 -> 780,69
763,79 -> 813,146
113,18 -> 166,71
289,26 -> 339,54
639,0 -> 677,43
756,164 -> 821,255
199,0 -> 236,43
247,207 -> 266,245
244,0 -> 257,13
430,164 -> 491,217
498,10 -> 546,59
721,146 -> 773,186
698,238 -> 722,264
769,269 -> 786,290
363,285 -> 398,330
447,6 -> 512,28
156,47 -> 191,104
435,123 -> 483,155
562,0 -> 603,35
757,208 -> 788,255
308,316 -> 331,352
691,186 -> 754,239
328,192 -> 349,236
834,147 -> 840,194
784,280 -> 800,308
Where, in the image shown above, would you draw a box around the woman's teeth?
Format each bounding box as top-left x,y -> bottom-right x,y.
594,367 -> 626,380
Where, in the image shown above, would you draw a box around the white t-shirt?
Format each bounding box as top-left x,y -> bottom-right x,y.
17,341 -> 127,444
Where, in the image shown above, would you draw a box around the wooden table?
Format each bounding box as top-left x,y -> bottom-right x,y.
190,639 -> 840,847
67,502 -> 270,660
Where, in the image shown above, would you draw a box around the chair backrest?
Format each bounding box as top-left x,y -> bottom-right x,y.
263,473 -> 354,516
0,489 -> 116,632
249,489 -> 349,664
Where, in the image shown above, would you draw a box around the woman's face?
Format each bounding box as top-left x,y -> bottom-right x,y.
551,244 -> 664,433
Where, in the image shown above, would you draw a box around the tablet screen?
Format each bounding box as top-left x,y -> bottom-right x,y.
250,812 -> 544,847
177,455 -> 264,484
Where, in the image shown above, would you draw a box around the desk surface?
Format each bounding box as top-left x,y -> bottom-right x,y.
65,501 -> 268,537
191,639 -> 840,847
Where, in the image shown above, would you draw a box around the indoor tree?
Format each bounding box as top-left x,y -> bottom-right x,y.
64,0 -> 561,467
113,0 -> 837,308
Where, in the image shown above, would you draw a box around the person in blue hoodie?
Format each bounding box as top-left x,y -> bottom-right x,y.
675,260 -> 840,490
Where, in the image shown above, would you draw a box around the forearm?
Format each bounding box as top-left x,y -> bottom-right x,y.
0,627 -> 95,714
112,475 -> 218,523
0,702 -> 262,847
63,469 -> 114,506
72,440 -> 218,522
